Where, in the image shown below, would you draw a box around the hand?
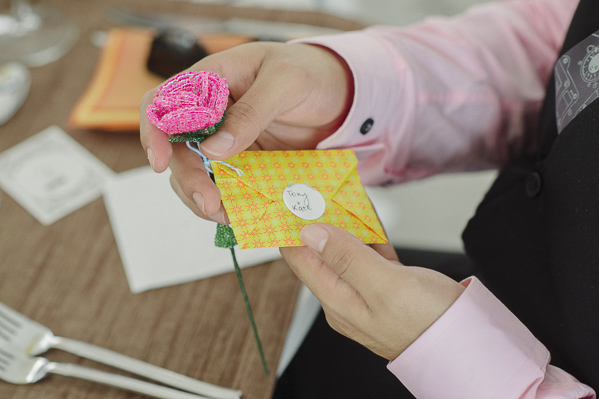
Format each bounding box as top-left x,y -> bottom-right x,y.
139,42 -> 354,224
280,224 -> 465,360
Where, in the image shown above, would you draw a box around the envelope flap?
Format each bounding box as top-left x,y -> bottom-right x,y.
214,150 -> 358,200
332,172 -> 387,241
213,159 -> 277,201
215,175 -> 273,247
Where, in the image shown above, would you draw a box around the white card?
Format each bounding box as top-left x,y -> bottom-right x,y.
0,126 -> 114,225
103,166 -> 281,293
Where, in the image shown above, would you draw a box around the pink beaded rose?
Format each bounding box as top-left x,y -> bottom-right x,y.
146,71 -> 229,143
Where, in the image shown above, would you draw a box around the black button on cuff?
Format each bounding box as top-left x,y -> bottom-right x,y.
525,172 -> 542,198
360,118 -> 374,135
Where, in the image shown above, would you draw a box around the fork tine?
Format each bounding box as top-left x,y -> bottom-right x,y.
0,325 -> 12,342
0,348 -> 14,371
0,303 -> 23,326
0,305 -> 21,342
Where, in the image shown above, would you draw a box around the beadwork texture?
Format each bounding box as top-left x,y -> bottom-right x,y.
215,224 -> 238,248
146,71 -> 229,142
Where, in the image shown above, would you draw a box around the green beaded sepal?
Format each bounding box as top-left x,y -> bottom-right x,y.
168,115 -> 225,143
215,223 -> 238,248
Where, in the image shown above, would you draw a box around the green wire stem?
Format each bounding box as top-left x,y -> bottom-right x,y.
230,247 -> 270,376
180,113 -> 269,375
215,224 -> 269,375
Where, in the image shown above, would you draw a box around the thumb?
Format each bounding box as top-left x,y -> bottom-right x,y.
200,61 -> 306,160
299,223 -> 395,298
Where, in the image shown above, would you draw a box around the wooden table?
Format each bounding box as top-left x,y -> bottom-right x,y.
0,1 -> 362,397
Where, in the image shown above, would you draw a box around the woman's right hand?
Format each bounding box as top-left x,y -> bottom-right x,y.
139,41 -> 354,224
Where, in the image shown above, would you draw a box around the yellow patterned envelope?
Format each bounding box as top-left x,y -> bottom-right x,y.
213,149 -> 387,249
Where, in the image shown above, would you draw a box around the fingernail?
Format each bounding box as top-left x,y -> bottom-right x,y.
201,130 -> 234,157
300,224 -> 329,253
147,148 -> 156,171
192,192 -> 206,214
209,207 -> 228,225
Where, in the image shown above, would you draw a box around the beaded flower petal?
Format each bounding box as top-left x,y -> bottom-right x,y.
146,71 -> 229,142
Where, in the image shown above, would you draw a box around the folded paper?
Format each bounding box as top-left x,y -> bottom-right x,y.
213,149 -> 387,249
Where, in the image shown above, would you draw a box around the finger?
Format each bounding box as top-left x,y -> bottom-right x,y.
299,223 -> 395,297
370,242 -> 400,263
169,174 -> 203,216
200,58 -> 308,160
367,194 -> 400,263
200,79 -> 282,159
140,88 -> 172,173
280,245 -> 368,311
169,143 -> 227,221
169,174 -> 229,225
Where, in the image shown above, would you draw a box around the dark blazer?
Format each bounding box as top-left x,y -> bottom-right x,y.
463,0 -> 599,388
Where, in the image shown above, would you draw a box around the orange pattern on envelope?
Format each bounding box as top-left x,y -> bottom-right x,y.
213,150 -> 388,249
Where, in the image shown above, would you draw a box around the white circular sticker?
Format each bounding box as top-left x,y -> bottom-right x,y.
283,183 -> 326,220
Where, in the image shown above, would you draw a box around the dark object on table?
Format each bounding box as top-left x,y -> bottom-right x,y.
147,29 -> 208,78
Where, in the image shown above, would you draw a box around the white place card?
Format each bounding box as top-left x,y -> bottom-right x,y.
0,126 -> 114,225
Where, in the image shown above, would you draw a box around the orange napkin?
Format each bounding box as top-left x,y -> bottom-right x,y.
69,28 -> 252,131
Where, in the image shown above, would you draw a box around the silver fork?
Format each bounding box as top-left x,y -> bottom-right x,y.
0,346 -> 213,399
0,302 -> 241,399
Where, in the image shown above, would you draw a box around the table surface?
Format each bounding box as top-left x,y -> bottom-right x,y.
0,1 -> 363,397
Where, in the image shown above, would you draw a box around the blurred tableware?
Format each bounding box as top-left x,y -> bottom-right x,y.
105,5 -> 339,40
0,302 -> 242,399
0,0 -> 78,67
147,29 -> 209,78
0,347 -> 215,399
68,28 -> 252,131
105,6 -> 220,35
0,62 -> 30,125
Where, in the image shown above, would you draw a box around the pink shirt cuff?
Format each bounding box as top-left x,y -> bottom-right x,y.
388,277 -> 594,398
291,30 -> 414,185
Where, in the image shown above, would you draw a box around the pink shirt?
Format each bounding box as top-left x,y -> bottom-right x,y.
297,0 -> 596,397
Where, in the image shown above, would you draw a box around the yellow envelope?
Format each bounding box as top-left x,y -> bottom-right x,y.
213,149 -> 388,249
